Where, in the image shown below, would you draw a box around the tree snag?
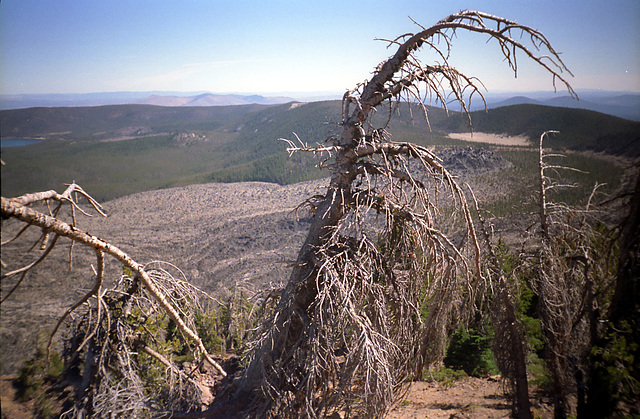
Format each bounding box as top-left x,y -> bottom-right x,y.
532,131 -> 626,418
469,187 -> 532,419
230,10 -> 575,418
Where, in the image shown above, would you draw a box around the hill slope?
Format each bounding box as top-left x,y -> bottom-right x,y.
0,101 -> 342,200
0,103 -> 268,139
468,92 -> 640,121
443,104 -> 640,155
2,101 -> 638,201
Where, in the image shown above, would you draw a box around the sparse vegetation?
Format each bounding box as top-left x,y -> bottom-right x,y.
421,366 -> 468,388
12,330 -> 65,418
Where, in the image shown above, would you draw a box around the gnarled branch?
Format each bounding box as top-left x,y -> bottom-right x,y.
1,195 -> 226,377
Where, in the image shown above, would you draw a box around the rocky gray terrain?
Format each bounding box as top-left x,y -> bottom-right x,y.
1,147 -> 517,374
1,179 -> 328,374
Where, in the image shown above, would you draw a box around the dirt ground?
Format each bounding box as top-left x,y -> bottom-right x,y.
448,132 -> 531,146
0,374 -> 555,418
1,376 -> 35,419
388,377 -> 554,418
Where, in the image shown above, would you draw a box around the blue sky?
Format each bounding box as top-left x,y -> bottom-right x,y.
1,0 -> 639,96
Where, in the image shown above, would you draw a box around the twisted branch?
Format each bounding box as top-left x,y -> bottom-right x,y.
1,195 -> 226,377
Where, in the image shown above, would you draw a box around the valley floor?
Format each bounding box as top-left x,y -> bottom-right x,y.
448,132 -> 531,146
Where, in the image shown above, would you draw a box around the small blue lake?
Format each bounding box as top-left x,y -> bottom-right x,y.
1,138 -> 43,148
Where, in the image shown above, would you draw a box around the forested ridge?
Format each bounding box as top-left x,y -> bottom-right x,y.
444,104 -> 640,155
2,100 -> 638,202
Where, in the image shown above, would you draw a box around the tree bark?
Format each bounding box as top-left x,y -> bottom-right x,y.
609,171 -> 640,325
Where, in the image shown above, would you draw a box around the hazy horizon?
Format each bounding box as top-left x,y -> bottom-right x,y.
2,87 -> 638,102
3,89 -> 640,123
12,87 -> 634,103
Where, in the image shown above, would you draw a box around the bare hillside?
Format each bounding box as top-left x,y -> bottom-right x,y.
1,147 -> 525,375
0,179 -> 327,374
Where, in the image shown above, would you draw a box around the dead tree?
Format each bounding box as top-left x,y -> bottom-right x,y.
533,131 -> 621,418
1,184 -> 226,417
230,11 -> 575,418
585,168 -> 640,417
470,188 -> 533,419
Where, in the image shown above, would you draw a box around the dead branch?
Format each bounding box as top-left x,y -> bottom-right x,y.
1,195 -> 226,377
357,11 -> 575,122
47,248 -> 105,357
230,9 -> 577,418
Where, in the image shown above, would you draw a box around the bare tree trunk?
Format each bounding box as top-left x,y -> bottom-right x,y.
533,132 -> 617,419
227,11 -> 575,418
536,132 -> 569,419
471,191 -> 532,419
501,290 -> 533,419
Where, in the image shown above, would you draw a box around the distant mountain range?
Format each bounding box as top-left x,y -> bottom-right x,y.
0,92 -> 296,110
472,94 -> 640,122
1,90 -> 638,121
134,93 -> 295,107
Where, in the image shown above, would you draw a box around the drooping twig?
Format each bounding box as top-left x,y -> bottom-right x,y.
1,196 -> 226,377
47,248 -> 105,358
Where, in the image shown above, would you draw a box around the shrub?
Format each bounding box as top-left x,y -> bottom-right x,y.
444,327 -> 497,377
13,332 -> 64,418
421,366 -> 468,387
